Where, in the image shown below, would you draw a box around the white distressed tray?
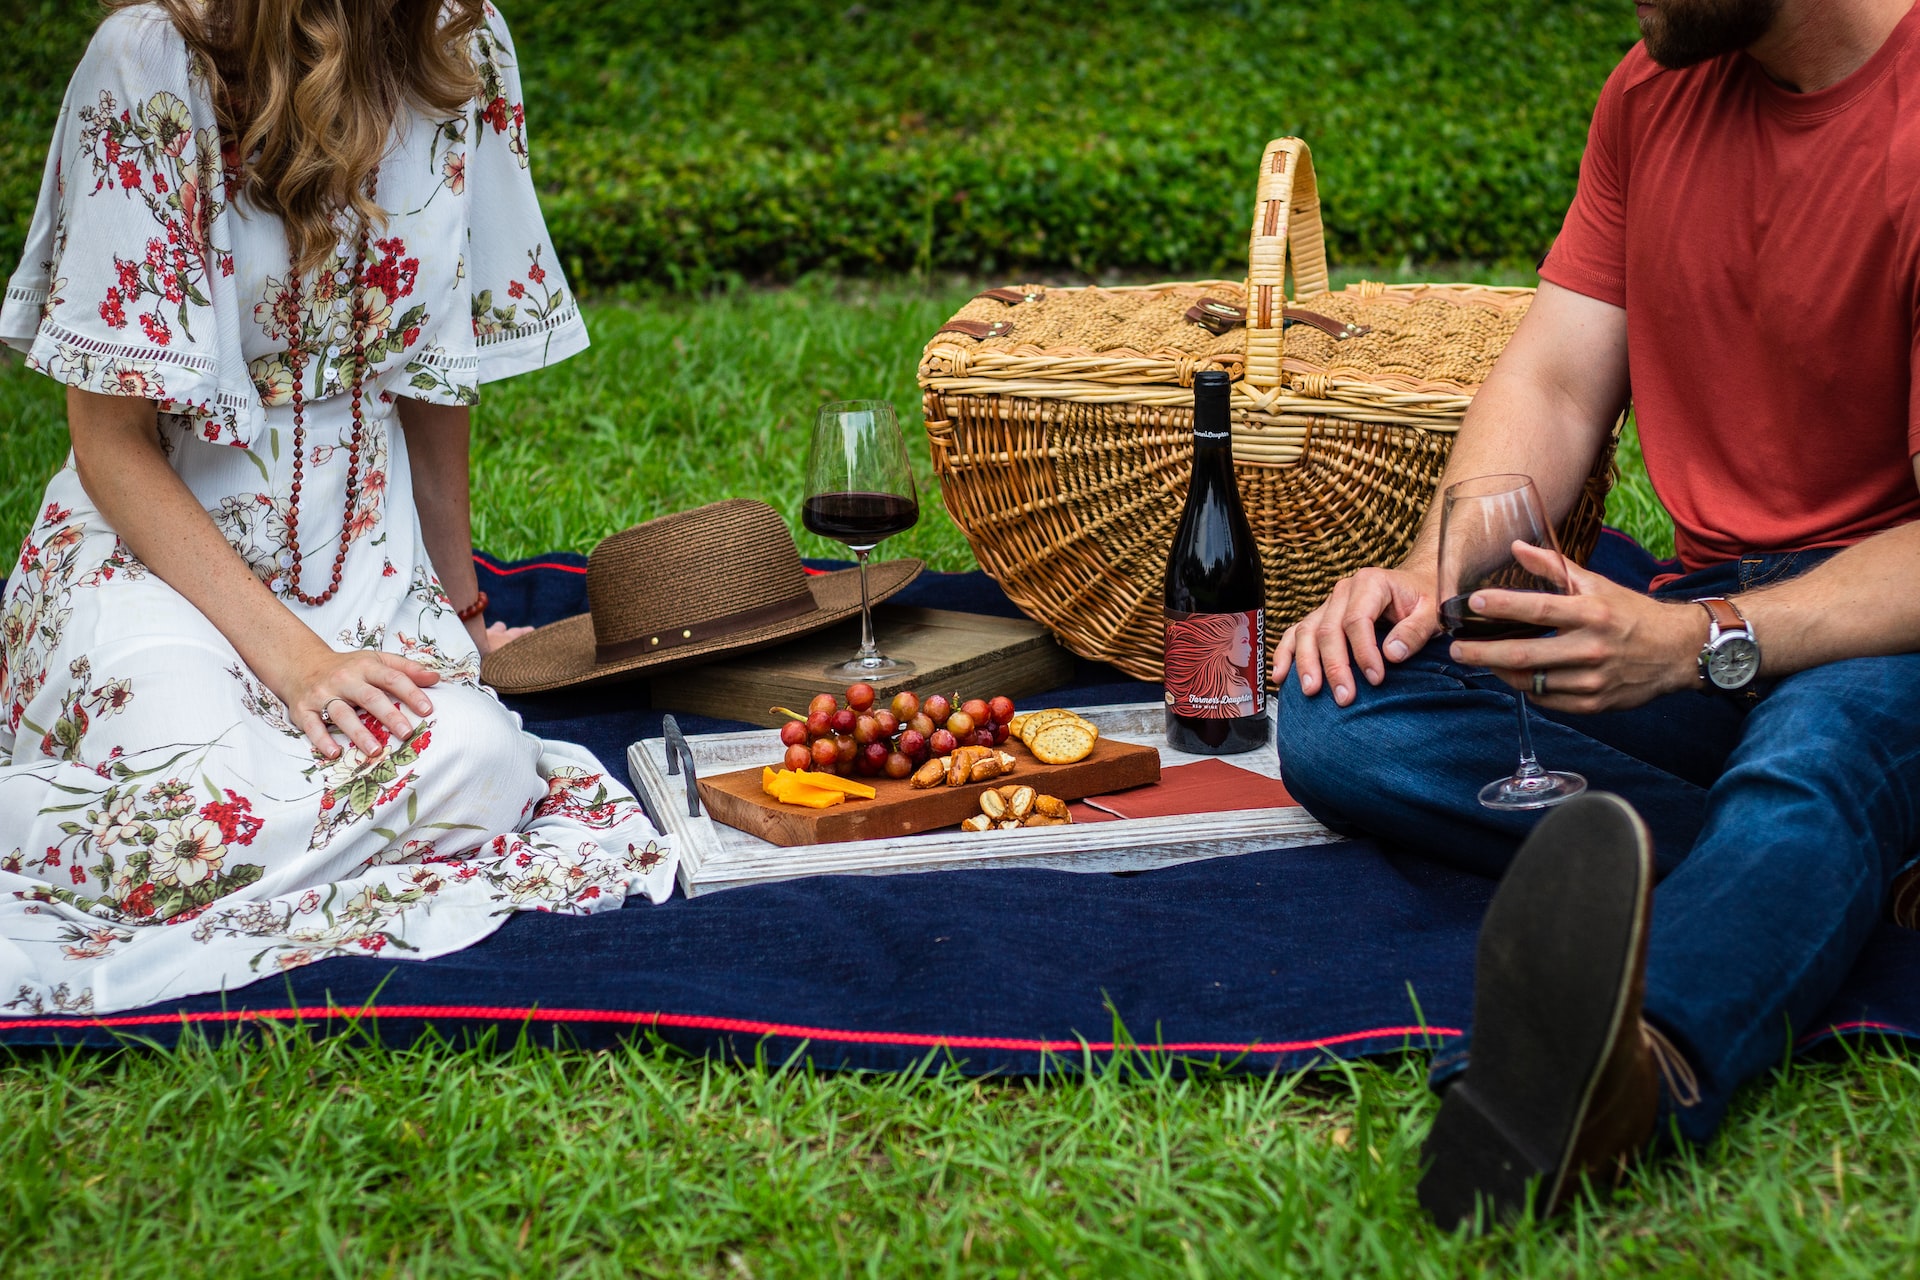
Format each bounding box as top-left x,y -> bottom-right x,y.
627,702 -> 1337,897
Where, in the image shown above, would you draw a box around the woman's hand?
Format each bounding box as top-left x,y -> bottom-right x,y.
468,617 -> 533,655
1273,565 -> 1442,705
279,645 -> 442,759
1448,541 -> 1706,714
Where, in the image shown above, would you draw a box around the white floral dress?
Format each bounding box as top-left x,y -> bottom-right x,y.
0,4 -> 676,1018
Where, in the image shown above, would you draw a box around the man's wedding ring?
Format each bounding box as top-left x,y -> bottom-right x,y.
1532,669 -> 1548,697
321,697 -> 349,726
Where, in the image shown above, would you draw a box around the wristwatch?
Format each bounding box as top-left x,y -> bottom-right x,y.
1691,597 -> 1760,691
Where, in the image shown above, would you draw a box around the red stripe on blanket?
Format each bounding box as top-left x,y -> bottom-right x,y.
472,556 -> 588,576
0,1004 -> 1459,1052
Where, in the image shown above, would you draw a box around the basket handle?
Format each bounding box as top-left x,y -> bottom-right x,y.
1244,138 -> 1331,391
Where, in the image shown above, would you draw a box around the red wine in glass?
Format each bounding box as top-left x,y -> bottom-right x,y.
803,401 -> 921,679
802,491 -> 920,545
1438,594 -> 1555,642
1436,474 -> 1586,810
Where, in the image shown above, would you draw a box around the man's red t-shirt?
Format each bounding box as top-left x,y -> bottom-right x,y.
1541,4 -> 1920,571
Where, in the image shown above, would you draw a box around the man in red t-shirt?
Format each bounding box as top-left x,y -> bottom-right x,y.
1274,0 -> 1920,1229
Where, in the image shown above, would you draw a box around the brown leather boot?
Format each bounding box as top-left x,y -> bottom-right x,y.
1417,792 -> 1678,1230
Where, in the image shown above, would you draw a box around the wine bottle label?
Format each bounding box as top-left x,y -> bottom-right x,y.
1163,609 -> 1265,718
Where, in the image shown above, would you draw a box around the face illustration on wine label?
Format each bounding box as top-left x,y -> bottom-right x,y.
1164,609 -> 1265,718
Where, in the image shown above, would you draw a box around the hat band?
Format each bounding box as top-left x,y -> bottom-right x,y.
593,590 -> 817,665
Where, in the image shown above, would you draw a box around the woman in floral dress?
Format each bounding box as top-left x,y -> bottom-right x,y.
0,0 -> 676,1018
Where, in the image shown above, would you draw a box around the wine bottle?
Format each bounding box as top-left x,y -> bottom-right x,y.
1163,369 -> 1268,754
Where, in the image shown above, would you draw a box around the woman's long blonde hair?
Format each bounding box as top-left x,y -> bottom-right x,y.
116,0 -> 487,274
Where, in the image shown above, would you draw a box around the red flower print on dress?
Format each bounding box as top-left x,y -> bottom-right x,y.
99,289 -> 127,328
507,280 -> 525,300
117,160 -> 141,189
42,503 -> 70,525
122,882 -> 157,918
198,790 -> 265,847
527,261 -> 546,284
139,311 -> 171,346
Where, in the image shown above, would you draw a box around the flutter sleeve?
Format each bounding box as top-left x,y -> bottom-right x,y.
463,5 -> 589,384
0,7 -> 263,446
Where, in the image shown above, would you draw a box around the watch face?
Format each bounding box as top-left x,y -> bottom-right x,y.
1708,636 -> 1760,689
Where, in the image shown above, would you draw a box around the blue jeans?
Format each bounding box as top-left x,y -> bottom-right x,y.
1276,549 -> 1920,1144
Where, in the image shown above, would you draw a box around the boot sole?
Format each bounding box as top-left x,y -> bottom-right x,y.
1417,792 -> 1652,1230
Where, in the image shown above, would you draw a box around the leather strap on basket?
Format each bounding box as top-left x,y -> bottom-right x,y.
975,286 -> 1045,306
1185,298 -> 1369,340
1244,138 -> 1332,392
936,318 -> 1014,341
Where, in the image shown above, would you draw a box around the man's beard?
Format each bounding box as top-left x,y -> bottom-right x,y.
1638,0 -> 1783,68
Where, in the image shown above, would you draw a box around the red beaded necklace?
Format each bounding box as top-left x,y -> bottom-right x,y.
279,170 -> 379,608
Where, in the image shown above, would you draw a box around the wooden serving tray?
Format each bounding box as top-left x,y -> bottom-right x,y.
697,736 -> 1161,847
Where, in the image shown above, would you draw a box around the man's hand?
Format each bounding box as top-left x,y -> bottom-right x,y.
1273,565 -> 1442,706
1450,542 -> 1707,713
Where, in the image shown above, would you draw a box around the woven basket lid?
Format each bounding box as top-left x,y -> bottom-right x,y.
920,280 -> 1530,399
481,499 -> 921,695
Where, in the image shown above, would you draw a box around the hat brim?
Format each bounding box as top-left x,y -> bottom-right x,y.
479,558 -> 924,696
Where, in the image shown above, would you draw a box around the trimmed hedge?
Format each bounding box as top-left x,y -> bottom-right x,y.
4,1 -> 1635,288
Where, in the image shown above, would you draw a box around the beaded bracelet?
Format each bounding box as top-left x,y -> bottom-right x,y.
456,590 -> 489,623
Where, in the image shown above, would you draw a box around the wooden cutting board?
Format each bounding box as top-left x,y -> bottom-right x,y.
697,736 -> 1162,847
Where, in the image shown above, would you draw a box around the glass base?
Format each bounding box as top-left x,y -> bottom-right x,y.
824,654 -> 916,680
1478,769 -> 1587,811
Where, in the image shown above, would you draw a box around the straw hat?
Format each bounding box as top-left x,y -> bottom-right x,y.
481,499 -> 921,695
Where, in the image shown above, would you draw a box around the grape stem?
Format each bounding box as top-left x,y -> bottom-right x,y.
769,706 -> 807,721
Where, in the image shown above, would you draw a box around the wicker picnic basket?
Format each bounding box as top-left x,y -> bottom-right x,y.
917,137 -> 1615,682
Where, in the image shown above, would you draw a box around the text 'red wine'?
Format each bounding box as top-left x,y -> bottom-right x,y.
1163,369 -> 1268,755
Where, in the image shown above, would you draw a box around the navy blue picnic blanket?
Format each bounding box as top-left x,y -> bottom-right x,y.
4,530 -> 1917,1068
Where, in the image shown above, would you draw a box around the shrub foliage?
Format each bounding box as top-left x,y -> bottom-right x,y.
5,0 -> 1635,287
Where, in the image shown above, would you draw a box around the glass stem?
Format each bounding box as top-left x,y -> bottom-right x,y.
855,547 -> 877,660
1513,690 -> 1546,780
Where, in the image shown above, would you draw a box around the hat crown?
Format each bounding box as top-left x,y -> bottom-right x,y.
585,500 -> 811,651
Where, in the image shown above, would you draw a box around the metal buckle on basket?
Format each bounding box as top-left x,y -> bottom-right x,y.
1185,299 -> 1246,335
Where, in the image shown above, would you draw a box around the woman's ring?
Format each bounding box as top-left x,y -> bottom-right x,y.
1532,669 -> 1548,697
321,697 -> 349,726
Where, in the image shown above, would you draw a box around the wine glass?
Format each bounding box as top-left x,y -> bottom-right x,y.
1436,473 -> 1587,811
803,400 -> 921,679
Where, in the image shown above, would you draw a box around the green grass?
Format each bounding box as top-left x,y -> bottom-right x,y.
3,1026 -> 1919,1277
0,270 -> 1676,569
5,1 -> 1636,287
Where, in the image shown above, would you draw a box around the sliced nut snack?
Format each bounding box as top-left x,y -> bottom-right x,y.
968,756 -> 1005,784
1028,721 -> 1097,765
996,751 -> 1017,771
998,819 -> 1023,830
960,814 -> 994,833
1006,785 -> 1036,819
947,745 -> 991,787
1033,793 -> 1069,819
1022,814 -> 1070,828
909,758 -> 947,789
979,789 -> 1008,819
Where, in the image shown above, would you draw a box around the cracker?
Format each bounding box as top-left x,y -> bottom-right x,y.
1028,721 -> 1097,765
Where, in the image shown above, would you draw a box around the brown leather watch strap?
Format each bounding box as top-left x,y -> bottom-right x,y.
1697,597 -> 1746,636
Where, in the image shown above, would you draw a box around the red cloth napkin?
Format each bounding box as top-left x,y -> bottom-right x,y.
1068,758 -> 1299,824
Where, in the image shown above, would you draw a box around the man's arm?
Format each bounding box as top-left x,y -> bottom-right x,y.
1274,281 -> 1629,704
1459,460 -> 1920,712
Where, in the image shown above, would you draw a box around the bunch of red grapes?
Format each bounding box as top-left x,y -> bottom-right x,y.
778,683 -> 1018,779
